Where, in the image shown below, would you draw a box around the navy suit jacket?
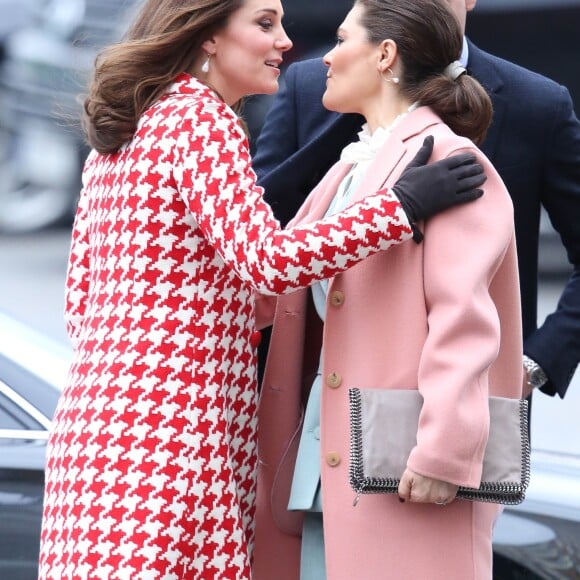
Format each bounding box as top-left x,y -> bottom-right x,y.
253,41 -> 580,398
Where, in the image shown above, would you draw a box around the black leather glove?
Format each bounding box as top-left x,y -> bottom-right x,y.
392,136 -> 486,241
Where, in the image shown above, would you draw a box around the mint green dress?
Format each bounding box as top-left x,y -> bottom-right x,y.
288,161 -> 362,580
287,115 -> 417,579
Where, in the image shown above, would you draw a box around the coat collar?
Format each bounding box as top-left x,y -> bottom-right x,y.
166,72 -> 221,101
346,106 -> 441,207
299,106 -> 442,222
466,40 -> 506,161
466,40 -> 504,94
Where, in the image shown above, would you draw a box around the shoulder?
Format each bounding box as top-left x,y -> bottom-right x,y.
284,57 -> 328,97
423,123 -> 491,176
428,122 -> 504,181
163,92 -> 246,145
413,117 -> 513,222
401,109 -> 477,158
469,41 -> 572,108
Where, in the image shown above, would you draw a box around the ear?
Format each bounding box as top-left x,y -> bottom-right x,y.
466,0 -> 477,11
377,39 -> 398,73
201,38 -> 217,55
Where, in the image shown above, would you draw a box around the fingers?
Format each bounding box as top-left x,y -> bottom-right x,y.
441,152 -> 478,169
398,469 -> 459,505
398,470 -> 413,502
456,173 -> 487,194
404,136 -> 434,170
457,189 -> 484,203
452,162 -> 485,179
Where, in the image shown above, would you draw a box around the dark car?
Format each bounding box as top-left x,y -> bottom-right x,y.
0,312 -> 70,579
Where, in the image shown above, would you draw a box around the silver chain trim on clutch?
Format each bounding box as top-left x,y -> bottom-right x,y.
349,388 -> 531,506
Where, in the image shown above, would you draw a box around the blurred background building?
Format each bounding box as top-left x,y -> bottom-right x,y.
0,0 -> 134,233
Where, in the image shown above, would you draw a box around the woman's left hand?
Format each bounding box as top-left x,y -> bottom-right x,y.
398,468 -> 459,506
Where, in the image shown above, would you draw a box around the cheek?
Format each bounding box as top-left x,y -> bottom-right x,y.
360,68 -> 380,94
336,51 -> 365,81
331,52 -> 348,75
240,33 -> 271,59
221,30 -> 266,63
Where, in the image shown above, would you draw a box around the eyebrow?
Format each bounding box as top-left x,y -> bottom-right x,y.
254,8 -> 279,16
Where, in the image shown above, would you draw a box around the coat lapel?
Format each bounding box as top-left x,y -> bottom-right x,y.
348,107 -> 442,207
289,107 -> 442,297
467,40 -> 506,162
288,162 -> 353,225
291,107 -> 443,224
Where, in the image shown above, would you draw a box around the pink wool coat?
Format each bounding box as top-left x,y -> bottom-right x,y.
254,107 -> 523,580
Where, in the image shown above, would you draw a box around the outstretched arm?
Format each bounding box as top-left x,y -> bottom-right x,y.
175,99 -> 485,296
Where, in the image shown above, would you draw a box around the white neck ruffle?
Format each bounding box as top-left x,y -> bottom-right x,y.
340,103 -> 419,165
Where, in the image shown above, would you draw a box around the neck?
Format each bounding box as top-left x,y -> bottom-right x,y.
363,96 -> 414,133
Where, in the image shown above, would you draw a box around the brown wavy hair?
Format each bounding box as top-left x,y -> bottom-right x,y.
356,0 -> 492,145
82,0 -> 244,154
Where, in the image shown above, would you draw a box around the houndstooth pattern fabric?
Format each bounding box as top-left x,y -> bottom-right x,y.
38,73 -> 412,580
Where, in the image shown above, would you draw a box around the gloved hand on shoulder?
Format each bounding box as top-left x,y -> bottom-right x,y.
391,136 -> 486,242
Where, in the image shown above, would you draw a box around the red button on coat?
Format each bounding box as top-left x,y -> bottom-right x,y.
250,330 -> 262,348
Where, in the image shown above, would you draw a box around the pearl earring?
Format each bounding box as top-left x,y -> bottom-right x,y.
380,67 -> 399,84
201,54 -> 211,74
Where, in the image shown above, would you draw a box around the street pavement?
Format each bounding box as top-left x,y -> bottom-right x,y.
0,227 -> 70,346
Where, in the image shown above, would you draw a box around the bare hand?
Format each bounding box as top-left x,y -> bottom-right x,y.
398,468 -> 459,505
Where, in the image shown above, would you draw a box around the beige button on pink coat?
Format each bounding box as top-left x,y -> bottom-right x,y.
254,107 -> 523,580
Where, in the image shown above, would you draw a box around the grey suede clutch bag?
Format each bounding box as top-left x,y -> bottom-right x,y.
348,388 -> 530,506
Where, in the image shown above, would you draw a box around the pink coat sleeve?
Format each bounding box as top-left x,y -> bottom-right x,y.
407,147 -> 518,488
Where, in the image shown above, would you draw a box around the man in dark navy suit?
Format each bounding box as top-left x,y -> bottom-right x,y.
253,0 -> 580,399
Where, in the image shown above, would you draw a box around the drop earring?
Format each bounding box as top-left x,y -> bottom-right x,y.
391,69 -> 400,84
380,67 -> 399,84
201,54 -> 211,74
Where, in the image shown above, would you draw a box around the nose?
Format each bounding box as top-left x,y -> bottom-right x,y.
276,26 -> 293,52
323,48 -> 334,67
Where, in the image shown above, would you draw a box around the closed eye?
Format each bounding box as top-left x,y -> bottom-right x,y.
258,18 -> 274,31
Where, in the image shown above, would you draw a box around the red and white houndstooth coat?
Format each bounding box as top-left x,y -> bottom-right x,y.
38,73 -> 412,579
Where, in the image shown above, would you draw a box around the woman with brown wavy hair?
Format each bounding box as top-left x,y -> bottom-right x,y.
38,0 -> 487,577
